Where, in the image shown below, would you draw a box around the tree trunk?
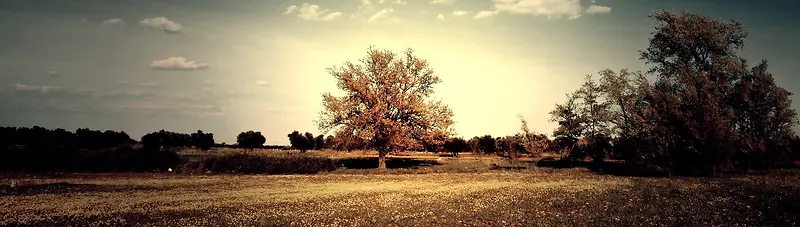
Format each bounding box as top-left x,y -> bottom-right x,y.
378,151 -> 387,170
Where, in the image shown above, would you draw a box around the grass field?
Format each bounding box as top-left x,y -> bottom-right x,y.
1,151 -> 799,226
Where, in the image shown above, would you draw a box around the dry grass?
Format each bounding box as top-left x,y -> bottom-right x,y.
2,169 -> 799,226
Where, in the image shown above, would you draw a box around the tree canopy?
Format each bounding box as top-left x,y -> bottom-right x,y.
316,46 -> 455,169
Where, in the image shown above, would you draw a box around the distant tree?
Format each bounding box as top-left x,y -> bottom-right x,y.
443,137 -> 470,157
288,131 -> 310,152
316,46 -> 455,169
237,131 -> 266,149
141,130 -> 191,150
467,136 -> 481,153
304,132 -> 315,151
324,135 -> 336,150
190,130 -> 215,150
476,135 -> 497,154
517,115 -> 549,158
315,135 -> 325,150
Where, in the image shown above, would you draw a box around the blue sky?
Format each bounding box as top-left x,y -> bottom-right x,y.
0,0 -> 798,144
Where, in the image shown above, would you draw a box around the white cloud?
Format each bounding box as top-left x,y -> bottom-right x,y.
474,10 -> 499,19
585,5 -> 611,14
116,80 -> 129,85
484,0 -> 611,20
255,80 -> 270,86
102,18 -> 123,24
203,80 -> 212,85
430,0 -> 455,4
286,3 -> 342,21
150,57 -> 209,70
284,5 -> 298,14
368,8 -> 394,22
437,14 -> 445,20
453,10 -> 468,16
394,0 -> 408,5
361,0 -> 371,5
47,71 -> 58,77
140,17 -> 183,33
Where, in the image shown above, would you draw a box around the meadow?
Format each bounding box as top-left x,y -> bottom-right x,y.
1,149 -> 799,226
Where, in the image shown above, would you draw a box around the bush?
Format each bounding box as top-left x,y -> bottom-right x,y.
191,153 -> 336,174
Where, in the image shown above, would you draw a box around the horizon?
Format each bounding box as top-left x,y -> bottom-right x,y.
1,0 -> 799,145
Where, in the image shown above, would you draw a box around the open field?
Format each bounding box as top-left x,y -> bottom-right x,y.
2,165 -> 799,226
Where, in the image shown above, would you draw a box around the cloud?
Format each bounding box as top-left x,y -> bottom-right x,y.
286,3 -> 342,21
139,17 -> 183,33
47,71 -> 58,77
203,80 -> 212,85
430,0 -> 455,4
116,80 -> 129,85
102,18 -> 124,24
453,10 -> 468,16
437,14 -> 445,20
255,80 -> 270,86
368,8 -> 394,22
484,0 -> 611,20
474,10 -> 499,19
394,0 -> 408,5
284,5 -> 298,14
150,57 -> 209,70
585,5 -> 611,14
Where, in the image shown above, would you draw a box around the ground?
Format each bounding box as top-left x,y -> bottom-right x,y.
1,151 -> 799,226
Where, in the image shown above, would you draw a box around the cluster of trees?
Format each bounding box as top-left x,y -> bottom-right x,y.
0,126 -> 179,172
236,131 -> 266,149
0,126 -> 135,150
547,11 -> 798,175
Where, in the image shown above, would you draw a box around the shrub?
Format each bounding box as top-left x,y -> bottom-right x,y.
192,153 -> 336,174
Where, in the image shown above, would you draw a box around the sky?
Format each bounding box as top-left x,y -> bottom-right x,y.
0,0 -> 798,145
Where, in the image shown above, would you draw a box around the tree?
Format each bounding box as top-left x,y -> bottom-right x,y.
324,135 -> 336,150
443,137 -> 469,157
237,131 -> 265,149
640,10 -> 750,175
141,130 -> 191,150
549,92 -> 585,159
315,134 -> 325,150
518,115 -> 549,158
287,131 -> 309,152
316,46 -> 455,169
304,132 -> 315,151
477,135 -> 497,154
576,75 -> 614,163
190,130 -> 215,150
731,60 -> 798,169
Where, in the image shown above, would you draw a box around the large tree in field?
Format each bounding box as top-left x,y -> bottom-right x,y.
640,10 -> 750,174
317,47 -> 455,169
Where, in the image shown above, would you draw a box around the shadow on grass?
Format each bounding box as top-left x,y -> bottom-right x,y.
536,158 -> 670,177
0,182 -> 166,196
335,157 -> 441,169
